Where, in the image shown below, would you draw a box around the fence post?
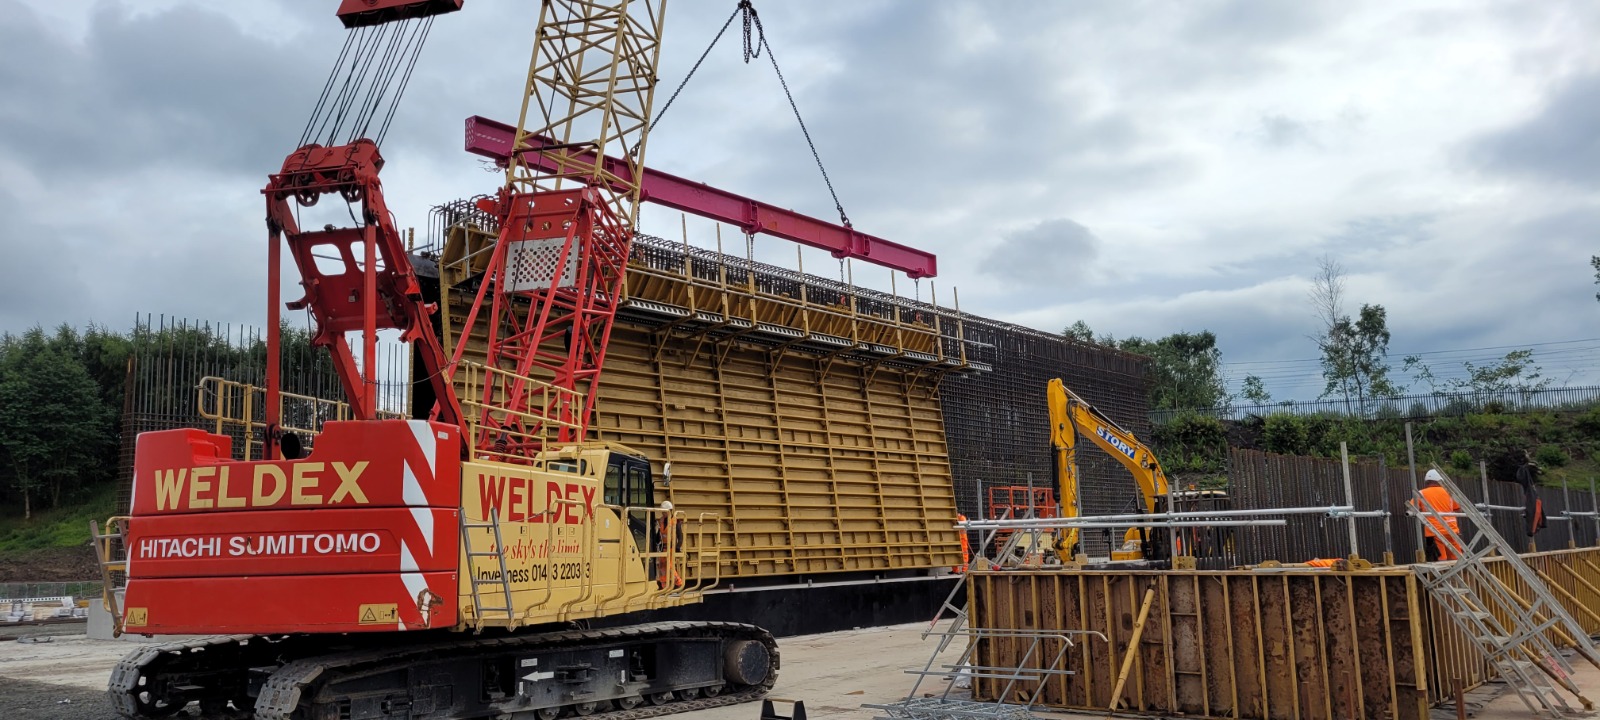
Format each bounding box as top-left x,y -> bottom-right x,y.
1340,442 -> 1359,561
1479,460 -> 1494,552
1563,478 -> 1575,550
1379,456 -> 1394,565
1406,422 -> 1425,563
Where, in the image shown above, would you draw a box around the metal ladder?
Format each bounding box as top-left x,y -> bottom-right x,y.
89,518 -> 128,636
1411,468 -> 1600,716
459,510 -> 516,631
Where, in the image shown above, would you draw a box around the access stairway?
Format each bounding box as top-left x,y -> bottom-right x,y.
1411,467 -> 1600,717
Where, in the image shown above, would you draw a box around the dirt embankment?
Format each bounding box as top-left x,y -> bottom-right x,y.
0,546 -> 100,583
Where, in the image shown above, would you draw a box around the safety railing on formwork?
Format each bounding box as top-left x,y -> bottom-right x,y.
454,360 -> 586,463
196,376 -> 404,460
424,198 -> 985,370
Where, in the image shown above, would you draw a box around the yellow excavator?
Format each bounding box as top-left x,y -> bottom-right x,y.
1047,378 -> 1216,567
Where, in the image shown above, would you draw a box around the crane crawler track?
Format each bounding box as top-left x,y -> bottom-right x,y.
111,621 -> 778,720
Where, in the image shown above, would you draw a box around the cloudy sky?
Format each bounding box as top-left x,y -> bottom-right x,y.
2,0 -> 1597,400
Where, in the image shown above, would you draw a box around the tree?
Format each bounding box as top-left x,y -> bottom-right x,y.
1404,348 -> 1550,394
1592,255 -> 1599,302
1121,331 -> 1230,410
0,327 -> 111,518
1061,320 -> 1096,343
1240,374 -> 1271,404
1307,257 -> 1398,412
1318,304 -> 1399,411
1308,255 -> 1346,338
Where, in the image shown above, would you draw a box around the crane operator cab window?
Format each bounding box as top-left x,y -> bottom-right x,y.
605,454 -> 656,567
603,455 -> 653,507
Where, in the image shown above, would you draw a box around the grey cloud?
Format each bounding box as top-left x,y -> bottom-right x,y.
1466,71 -> 1600,188
1327,214 -> 1433,250
0,191 -> 92,331
981,218 -> 1098,288
1254,113 -> 1314,148
0,2 -> 334,182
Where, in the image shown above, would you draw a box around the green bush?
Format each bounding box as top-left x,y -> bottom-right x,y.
1576,407 -> 1600,436
1157,413 -> 1227,448
1262,414 -> 1309,455
1449,450 -> 1474,472
1535,444 -> 1570,468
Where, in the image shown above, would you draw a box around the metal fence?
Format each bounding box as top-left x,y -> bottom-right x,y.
1152,385 -> 1600,424
0,581 -> 100,601
1210,447 -> 1599,569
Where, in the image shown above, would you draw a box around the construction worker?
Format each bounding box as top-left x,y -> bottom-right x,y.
655,502 -> 684,589
953,514 -> 971,572
1413,469 -> 1462,561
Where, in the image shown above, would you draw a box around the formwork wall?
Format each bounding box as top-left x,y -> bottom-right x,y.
590,325 -> 960,576
429,220 -> 976,579
969,547 -> 1600,719
940,327 -> 1149,555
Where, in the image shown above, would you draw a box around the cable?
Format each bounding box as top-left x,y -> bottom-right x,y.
376,17 -> 435,144
646,3 -> 744,137
299,30 -> 359,148
742,2 -> 852,228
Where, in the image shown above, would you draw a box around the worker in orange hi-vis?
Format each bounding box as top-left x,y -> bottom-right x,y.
953,514 -> 971,572
1413,469 -> 1463,561
655,502 -> 684,589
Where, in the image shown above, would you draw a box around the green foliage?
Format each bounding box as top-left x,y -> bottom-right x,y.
1119,331 -> 1230,411
1592,255 -> 1599,303
1150,413 -> 1229,480
1318,303 -> 1399,411
1535,444 -> 1570,468
0,482 -> 120,552
1576,406 -> 1600,436
0,326 -> 113,518
1405,348 -> 1551,394
1448,449 -> 1474,472
1061,320 -> 1096,343
1241,374 -> 1271,404
1262,413 -> 1311,455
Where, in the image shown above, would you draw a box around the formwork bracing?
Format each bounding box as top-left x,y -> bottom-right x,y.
966,548 -> 1600,720
957,446 -> 1600,719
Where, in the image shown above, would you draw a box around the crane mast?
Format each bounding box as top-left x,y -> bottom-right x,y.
451,0 -> 667,461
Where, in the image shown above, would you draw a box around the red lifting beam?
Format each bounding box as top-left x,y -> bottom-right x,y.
464,116 -> 937,279
337,0 -> 462,28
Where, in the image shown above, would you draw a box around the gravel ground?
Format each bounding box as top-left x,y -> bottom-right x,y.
0,622 -> 128,720
0,620 -> 1573,720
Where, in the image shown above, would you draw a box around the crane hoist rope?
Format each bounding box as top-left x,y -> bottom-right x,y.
299,14 -> 439,150
642,1 -> 852,229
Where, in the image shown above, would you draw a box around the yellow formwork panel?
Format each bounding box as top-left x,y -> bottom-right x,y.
434,241 -> 967,579
967,548 -> 1600,719
592,325 -> 962,577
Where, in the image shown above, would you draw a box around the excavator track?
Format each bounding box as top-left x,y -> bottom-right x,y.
110,622 -> 778,720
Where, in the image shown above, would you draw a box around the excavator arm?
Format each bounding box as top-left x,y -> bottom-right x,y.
1046,378 -> 1171,560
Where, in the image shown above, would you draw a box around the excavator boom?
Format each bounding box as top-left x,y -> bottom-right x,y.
1046,378 -> 1173,562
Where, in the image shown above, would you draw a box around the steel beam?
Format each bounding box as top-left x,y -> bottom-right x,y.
464,115 -> 937,278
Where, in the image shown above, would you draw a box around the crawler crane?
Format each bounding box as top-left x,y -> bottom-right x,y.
101,1 -> 778,717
